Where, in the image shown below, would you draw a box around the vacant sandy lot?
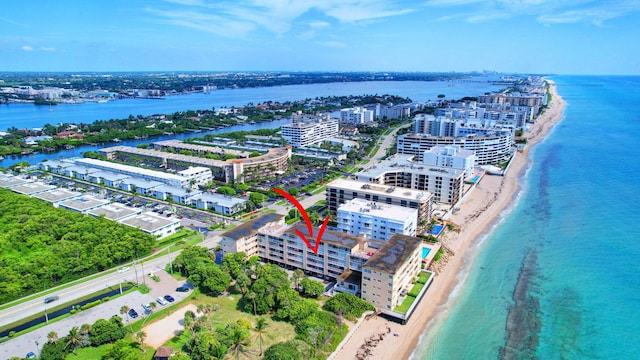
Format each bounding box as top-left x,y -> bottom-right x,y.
142,304 -> 197,348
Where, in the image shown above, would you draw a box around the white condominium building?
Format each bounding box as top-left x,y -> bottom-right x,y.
220,214 -> 424,313
423,145 -> 476,178
397,132 -> 512,165
326,178 -> 433,222
355,154 -> 465,205
337,198 -> 418,244
340,107 -> 374,125
281,117 -> 339,147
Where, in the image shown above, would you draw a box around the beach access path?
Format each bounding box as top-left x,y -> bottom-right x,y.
333,82 -> 566,360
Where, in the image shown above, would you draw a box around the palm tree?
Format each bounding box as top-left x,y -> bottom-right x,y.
79,324 -> 91,347
120,305 -> 130,322
183,310 -> 197,338
246,292 -> 257,316
135,331 -> 147,352
228,326 -> 252,360
65,326 -> 83,354
47,331 -> 58,343
254,317 -> 270,356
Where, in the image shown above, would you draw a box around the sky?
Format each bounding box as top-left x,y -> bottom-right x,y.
1,0 -> 639,74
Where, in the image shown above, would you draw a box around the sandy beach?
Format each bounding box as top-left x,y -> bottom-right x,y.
334,82 -> 566,360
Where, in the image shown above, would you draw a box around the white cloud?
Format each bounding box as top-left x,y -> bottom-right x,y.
147,0 -> 414,37
309,21 -> 331,28
21,45 -> 33,51
40,46 -> 56,51
316,40 -> 346,48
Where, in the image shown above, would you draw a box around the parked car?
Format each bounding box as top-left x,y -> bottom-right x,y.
164,294 -> 175,303
44,296 -> 59,304
156,297 -> 167,306
141,304 -> 152,315
26,352 -> 36,359
128,308 -> 138,319
176,286 -> 189,292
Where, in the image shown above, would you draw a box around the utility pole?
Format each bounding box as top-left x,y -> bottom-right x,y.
168,245 -> 173,275
133,259 -> 139,286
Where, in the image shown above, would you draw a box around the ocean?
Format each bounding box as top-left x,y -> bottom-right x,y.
412,76 -> 640,359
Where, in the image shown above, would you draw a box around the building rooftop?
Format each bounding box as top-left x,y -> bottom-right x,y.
88,203 -> 141,221
195,192 -> 246,208
327,178 -> 432,202
33,188 -> 82,203
363,234 -> 422,274
119,212 -> 180,233
100,146 -> 228,166
338,198 -> 418,221
356,154 -> 464,179
0,174 -> 30,188
153,184 -> 201,198
177,166 -> 212,176
75,158 -> 187,183
337,269 -> 362,284
153,139 -> 251,158
90,170 -> 131,182
119,177 -> 164,189
222,213 -> 284,241
10,181 -> 56,195
58,195 -> 110,212
285,224 -> 365,249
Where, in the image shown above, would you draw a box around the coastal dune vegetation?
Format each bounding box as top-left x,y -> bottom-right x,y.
0,188 -> 155,304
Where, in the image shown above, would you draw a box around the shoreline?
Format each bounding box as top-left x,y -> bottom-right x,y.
334,81 -> 566,360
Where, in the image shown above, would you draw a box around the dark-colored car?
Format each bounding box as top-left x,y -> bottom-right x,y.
128,308 -> 138,319
44,296 -> 59,304
164,294 -> 175,303
26,352 -> 36,359
176,286 -> 189,292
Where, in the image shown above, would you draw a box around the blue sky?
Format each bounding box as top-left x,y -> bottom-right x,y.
1,0 -> 639,74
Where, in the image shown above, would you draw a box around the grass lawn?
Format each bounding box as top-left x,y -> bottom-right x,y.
161,292 -> 296,355
394,295 -> 417,315
311,186 -> 326,195
66,344 -> 115,360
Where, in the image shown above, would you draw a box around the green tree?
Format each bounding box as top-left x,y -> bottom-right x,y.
89,317 -> 127,346
227,324 -> 252,360
217,186 -> 236,195
65,326 -> 83,354
263,341 -> 303,360
300,278 -> 325,298
249,192 -> 267,206
39,339 -> 66,360
135,331 -> 147,351
287,187 -> 299,196
254,317 -> 270,356
101,339 -> 140,360
186,331 -> 228,360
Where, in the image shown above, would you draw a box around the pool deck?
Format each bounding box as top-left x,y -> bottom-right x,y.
422,242 -> 441,268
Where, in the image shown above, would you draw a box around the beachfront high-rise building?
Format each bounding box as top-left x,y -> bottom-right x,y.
281,114 -> 339,147
355,154 -> 465,205
326,178 -> 433,222
337,198 -> 418,244
422,145 -> 476,178
220,214 -> 425,313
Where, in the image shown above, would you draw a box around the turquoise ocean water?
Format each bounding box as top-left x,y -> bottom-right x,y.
412,76 -> 640,359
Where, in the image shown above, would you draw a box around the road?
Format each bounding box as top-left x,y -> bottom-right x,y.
0,233 -> 220,330
370,123 -> 411,164
0,270 -> 186,360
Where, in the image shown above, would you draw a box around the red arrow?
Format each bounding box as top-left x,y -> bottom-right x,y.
272,187 -> 330,254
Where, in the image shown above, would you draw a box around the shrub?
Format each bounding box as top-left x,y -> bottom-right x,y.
322,293 -> 375,321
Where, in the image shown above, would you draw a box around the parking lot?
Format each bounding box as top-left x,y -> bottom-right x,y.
42,174 -> 237,228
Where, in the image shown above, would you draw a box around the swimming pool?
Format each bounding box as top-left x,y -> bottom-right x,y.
422,247 -> 431,259
427,225 -> 444,236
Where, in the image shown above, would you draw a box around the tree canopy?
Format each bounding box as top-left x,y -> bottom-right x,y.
0,188 -> 155,303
